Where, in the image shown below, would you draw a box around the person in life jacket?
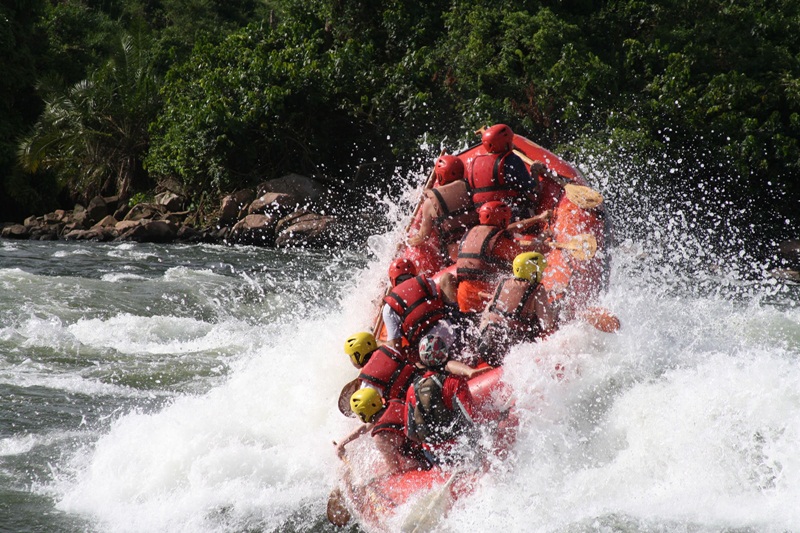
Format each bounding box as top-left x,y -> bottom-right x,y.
456,201 -> 551,315
408,154 -> 479,265
467,124 -> 538,220
343,331 -> 419,401
382,258 -> 459,358
404,334 -> 486,465
335,388 -> 430,474
477,252 -> 560,366
344,327 -> 486,390
337,331 -> 480,469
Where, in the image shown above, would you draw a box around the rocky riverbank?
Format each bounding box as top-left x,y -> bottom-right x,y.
0,174 -> 381,249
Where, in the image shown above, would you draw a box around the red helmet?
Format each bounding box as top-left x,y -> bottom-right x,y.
388,257 -> 417,286
482,124 -> 514,153
434,155 -> 465,185
478,201 -> 511,227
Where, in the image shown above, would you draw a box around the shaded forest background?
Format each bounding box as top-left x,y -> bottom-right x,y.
2,0 -> 798,246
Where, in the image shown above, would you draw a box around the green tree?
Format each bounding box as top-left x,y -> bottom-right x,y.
18,31 -> 160,202
145,16 -> 394,199
0,0 -> 54,220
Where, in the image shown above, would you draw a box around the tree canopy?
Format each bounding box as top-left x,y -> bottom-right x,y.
2,0 -> 798,240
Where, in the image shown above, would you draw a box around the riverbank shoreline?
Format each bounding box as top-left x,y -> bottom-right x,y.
1,174 -> 383,250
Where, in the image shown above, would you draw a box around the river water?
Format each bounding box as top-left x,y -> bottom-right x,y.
0,179 -> 798,532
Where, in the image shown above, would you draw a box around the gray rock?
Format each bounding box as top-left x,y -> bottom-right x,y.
275,211 -> 339,248
229,214 -> 277,246
219,190 -> 256,224
124,203 -> 167,222
257,174 -> 326,204
2,224 -> 30,239
155,191 -> 185,212
248,192 -> 298,218
116,220 -> 178,243
92,215 -> 118,229
86,196 -> 108,223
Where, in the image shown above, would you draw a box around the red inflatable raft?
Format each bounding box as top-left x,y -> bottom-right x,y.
329,133 -> 614,532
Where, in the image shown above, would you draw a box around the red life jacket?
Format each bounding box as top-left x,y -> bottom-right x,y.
371,398 -> 406,437
405,372 -> 472,445
467,152 -> 519,207
424,180 -> 478,245
483,277 -> 543,338
456,225 -> 506,282
358,345 -> 418,401
384,276 -> 446,345
374,399 -> 430,465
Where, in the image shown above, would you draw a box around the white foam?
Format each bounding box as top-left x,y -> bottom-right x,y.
55,310 -> 364,532
40,170 -> 800,532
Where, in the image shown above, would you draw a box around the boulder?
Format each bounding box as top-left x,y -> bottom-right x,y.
44,210 -> 66,224
229,214 -> 277,246
1,224 -> 30,239
155,191 -> 185,212
63,228 -> 115,241
115,219 -> 142,232
124,203 -> 167,222
116,220 -> 178,243
72,205 -> 88,227
114,204 -> 131,221
176,225 -> 203,243
257,174 -> 327,204
86,196 -> 108,223
219,189 -> 256,224
248,192 -> 298,218
29,226 -> 60,240
275,211 -> 339,248
103,196 -> 120,212
92,215 -> 118,229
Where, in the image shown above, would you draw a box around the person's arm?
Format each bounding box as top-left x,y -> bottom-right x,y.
334,422 -> 373,459
381,304 -> 403,349
437,272 -> 458,303
494,233 -> 548,262
407,198 -> 435,246
534,285 -> 560,336
445,360 -> 492,380
507,210 -> 552,233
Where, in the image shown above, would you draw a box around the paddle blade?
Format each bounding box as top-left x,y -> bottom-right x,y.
327,488 -> 351,527
338,378 -> 360,418
564,184 -> 604,209
400,479 -> 454,533
582,306 -> 620,333
551,234 -> 597,260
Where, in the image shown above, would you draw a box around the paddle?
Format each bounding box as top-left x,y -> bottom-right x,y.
550,233 -> 597,260
564,183 -> 604,210
580,306 -> 620,333
326,487 -> 351,527
327,452 -> 355,527
338,377 -> 361,417
400,469 -> 461,533
512,148 -> 604,210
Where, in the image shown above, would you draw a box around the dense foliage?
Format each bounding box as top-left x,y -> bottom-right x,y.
2,0 -> 798,238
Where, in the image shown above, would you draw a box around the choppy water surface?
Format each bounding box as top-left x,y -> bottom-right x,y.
0,182 -> 797,532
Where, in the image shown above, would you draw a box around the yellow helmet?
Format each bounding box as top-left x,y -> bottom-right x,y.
344,332 -> 377,367
513,252 -> 547,282
350,388 -> 384,423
